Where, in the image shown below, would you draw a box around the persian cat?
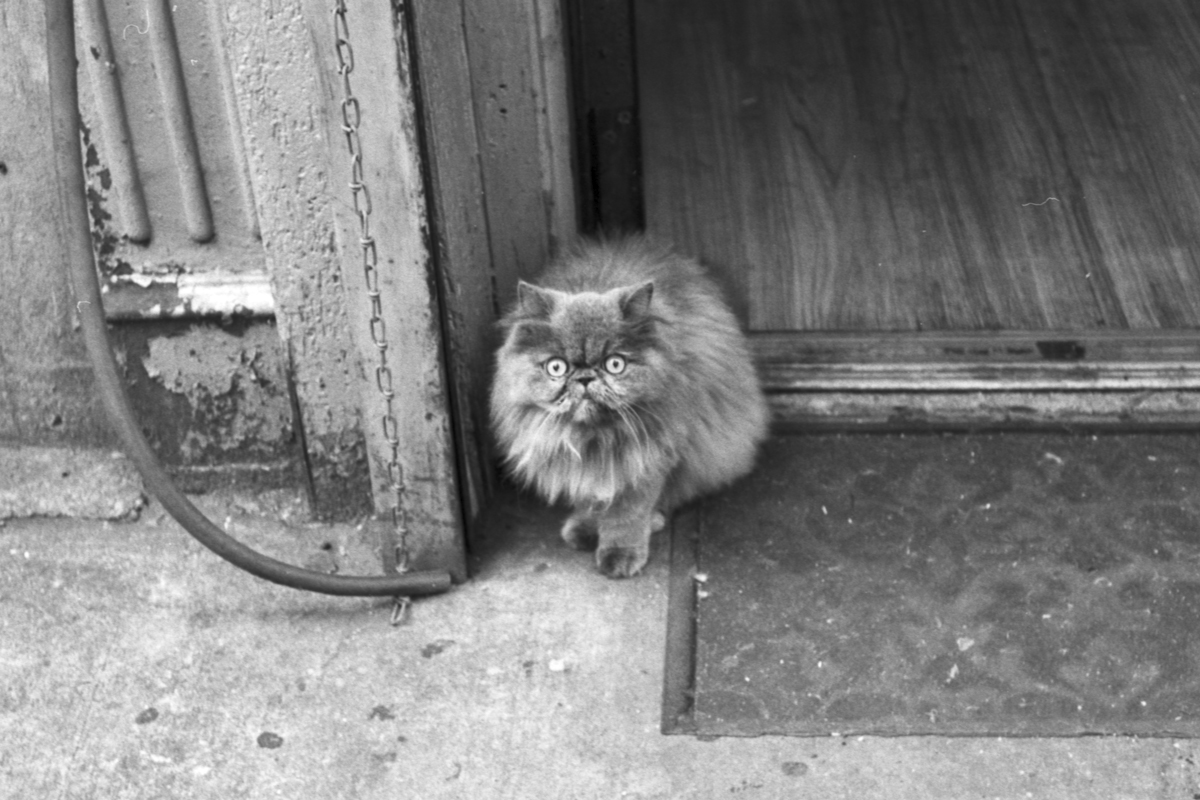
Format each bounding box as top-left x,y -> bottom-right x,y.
490,236 -> 769,578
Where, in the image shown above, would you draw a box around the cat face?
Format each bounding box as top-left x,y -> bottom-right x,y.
498,280 -> 662,426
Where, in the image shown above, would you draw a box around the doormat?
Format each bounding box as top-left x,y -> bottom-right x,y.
663,433 -> 1200,737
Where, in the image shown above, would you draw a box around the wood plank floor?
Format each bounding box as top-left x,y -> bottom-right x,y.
637,0 -> 1200,331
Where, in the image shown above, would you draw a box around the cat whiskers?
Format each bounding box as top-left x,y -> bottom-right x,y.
630,402 -> 669,438
512,408 -> 565,472
614,403 -> 651,450
537,404 -> 585,461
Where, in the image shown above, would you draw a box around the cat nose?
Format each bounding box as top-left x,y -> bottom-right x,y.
577,375 -> 595,386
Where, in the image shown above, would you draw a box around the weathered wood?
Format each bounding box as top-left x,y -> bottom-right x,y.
769,390 -> 1200,432
533,0 -> 579,245
756,329 -> 1200,428
462,0 -> 577,296
637,0 -> 1200,331
0,2 -> 110,447
100,271 -> 273,320
304,0 -> 466,579
218,0 -> 373,520
73,0 -> 264,279
77,0 -> 150,242
409,0 -> 577,536
407,0 -> 496,532
754,330 -> 1200,390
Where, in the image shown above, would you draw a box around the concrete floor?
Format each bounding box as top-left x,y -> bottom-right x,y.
3,486 -> 1199,799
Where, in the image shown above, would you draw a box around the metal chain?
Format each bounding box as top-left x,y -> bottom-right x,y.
333,0 -> 412,621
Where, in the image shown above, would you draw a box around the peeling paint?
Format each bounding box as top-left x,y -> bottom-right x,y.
80,120 -> 133,278
102,272 -> 275,320
142,326 -> 292,461
218,0 -> 374,518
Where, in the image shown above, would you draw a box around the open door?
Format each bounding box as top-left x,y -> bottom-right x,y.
573,0 -> 1200,428
73,0 -> 472,578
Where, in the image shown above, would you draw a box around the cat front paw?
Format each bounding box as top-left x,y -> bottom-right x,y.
561,515 -> 599,551
596,545 -> 649,579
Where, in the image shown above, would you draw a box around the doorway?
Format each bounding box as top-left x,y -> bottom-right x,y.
573,0 -> 1200,427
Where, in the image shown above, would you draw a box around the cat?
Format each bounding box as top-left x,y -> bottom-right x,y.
489,236 -> 769,578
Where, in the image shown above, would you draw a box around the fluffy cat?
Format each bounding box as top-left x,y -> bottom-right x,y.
490,236 -> 769,578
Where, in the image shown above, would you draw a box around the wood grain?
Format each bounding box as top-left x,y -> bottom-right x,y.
409,0 -> 577,535
0,0 -> 113,446
767,389 -> 1200,431
220,0 -> 373,520
462,0 -> 575,296
637,0 -> 1200,331
307,0 -> 466,578
409,0 -> 498,532
752,330 -> 1200,390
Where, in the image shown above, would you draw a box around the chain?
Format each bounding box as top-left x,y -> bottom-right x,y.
333,1 -> 412,621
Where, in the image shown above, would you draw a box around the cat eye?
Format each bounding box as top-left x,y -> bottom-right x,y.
544,357 -> 569,378
604,355 -> 627,375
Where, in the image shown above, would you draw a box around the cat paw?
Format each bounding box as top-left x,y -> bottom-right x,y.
596,546 -> 649,579
561,516 -> 599,551
650,511 -> 666,533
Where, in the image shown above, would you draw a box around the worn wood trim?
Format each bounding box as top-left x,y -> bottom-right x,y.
303,0 -> 466,580
757,330 -> 1200,429
754,330 -> 1200,391
101,272 -> 274,320
408,0 -> 579,546
461,0 -> 544,294
406,0 -> 498,540
73,0 -> 266,279
769,391 -> 1200,432
1,2 -> 112,447
661,505 -> 700,735
217,1 -> 375,521
533,0 -> 579,246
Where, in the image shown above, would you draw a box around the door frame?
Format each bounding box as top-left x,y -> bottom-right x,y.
407,0 -> 578,532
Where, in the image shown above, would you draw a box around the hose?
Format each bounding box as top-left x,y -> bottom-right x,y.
45,0 -> 452,598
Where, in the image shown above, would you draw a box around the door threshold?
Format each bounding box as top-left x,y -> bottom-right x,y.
755,330 -> 1200,430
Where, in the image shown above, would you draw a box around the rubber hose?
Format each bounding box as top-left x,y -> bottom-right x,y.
45,0 -> 452,598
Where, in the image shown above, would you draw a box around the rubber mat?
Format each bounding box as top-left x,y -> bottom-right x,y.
665,433 -> 1200,737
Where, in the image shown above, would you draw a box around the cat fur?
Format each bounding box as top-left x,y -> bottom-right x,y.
490,236 -> 768,577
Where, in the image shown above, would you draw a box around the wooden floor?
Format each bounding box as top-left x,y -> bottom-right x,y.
637,0 -> 1200,332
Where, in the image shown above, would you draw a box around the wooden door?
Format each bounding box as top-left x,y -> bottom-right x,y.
604,0 -> 1200,427
70,0 -> 471,576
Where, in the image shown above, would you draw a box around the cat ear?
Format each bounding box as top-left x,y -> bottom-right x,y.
516,281 -> 556,319
619,280 -> 655,319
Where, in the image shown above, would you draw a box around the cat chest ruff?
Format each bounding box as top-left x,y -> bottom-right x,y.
504,415 -> 670,506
